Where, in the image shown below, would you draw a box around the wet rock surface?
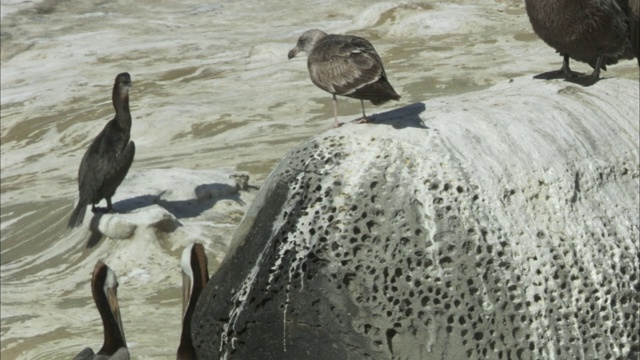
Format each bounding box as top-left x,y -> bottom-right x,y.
192,76 -> 640,359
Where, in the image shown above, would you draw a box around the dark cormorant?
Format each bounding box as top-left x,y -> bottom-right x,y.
68,73 -> 135,228
525,0 -> 640,86
73,261 -> 129,360
177,243 -> 210,360
288,29 -> 400,128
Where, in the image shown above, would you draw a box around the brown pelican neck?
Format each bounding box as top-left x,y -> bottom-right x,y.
177,243 -> 210,359
191,244 -> 210,296
92,261 -> 127,356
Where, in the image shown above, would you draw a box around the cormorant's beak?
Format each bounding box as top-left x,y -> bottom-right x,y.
181,270 -> 192,318
107,286 -> 127,345
120,80 -> 132,101
287,47 -> 299,60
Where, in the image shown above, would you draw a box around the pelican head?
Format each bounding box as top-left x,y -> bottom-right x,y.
74,261 -> 128,359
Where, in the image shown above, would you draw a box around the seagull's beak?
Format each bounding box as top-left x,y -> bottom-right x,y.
287,47 -> 299,60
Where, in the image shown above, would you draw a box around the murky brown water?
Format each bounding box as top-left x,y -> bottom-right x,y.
1,0 -> 638,358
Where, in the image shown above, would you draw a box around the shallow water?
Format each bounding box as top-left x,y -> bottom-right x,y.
1,0 -> 638,358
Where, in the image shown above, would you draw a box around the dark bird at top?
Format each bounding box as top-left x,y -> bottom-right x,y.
525,0 -> 639,86
73,261 -> 129,360
288,29 -> 400,128
67,72 -> 136,228
177,243 -> 210,360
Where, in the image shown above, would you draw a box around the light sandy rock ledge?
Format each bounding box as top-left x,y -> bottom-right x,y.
76,168 -> 246,241
192,76 -> 639,360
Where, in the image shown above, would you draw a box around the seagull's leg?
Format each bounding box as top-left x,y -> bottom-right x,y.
352,100 -> 371,124
534,54 -> 582,80
566,56 -> 603,86
330,94 -> 342,128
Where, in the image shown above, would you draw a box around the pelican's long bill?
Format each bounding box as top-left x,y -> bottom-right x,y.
102,264 -> 127,348
181,245 -> 195,318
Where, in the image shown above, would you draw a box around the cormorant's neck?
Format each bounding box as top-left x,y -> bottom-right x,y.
113,89 -> 132,130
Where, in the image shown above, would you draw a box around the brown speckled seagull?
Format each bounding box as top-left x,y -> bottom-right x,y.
288,29 -> 400,128
525,0 -> 639,86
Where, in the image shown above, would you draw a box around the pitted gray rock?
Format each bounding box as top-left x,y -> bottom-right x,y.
192,77 -> 639,360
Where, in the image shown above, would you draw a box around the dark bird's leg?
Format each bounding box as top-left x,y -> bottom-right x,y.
106,198 -> 118,213
565,56 -> 604,87
91,202 -> 111,213
353,100 -> 371,124
534,54 -> 581,80
330,94 -> 342,128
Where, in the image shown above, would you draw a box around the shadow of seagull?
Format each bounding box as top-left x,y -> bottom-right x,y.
365,102 -> 428,129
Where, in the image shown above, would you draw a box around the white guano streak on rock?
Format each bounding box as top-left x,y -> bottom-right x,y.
221,141 -> 344,355
221,240 -> 272,354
